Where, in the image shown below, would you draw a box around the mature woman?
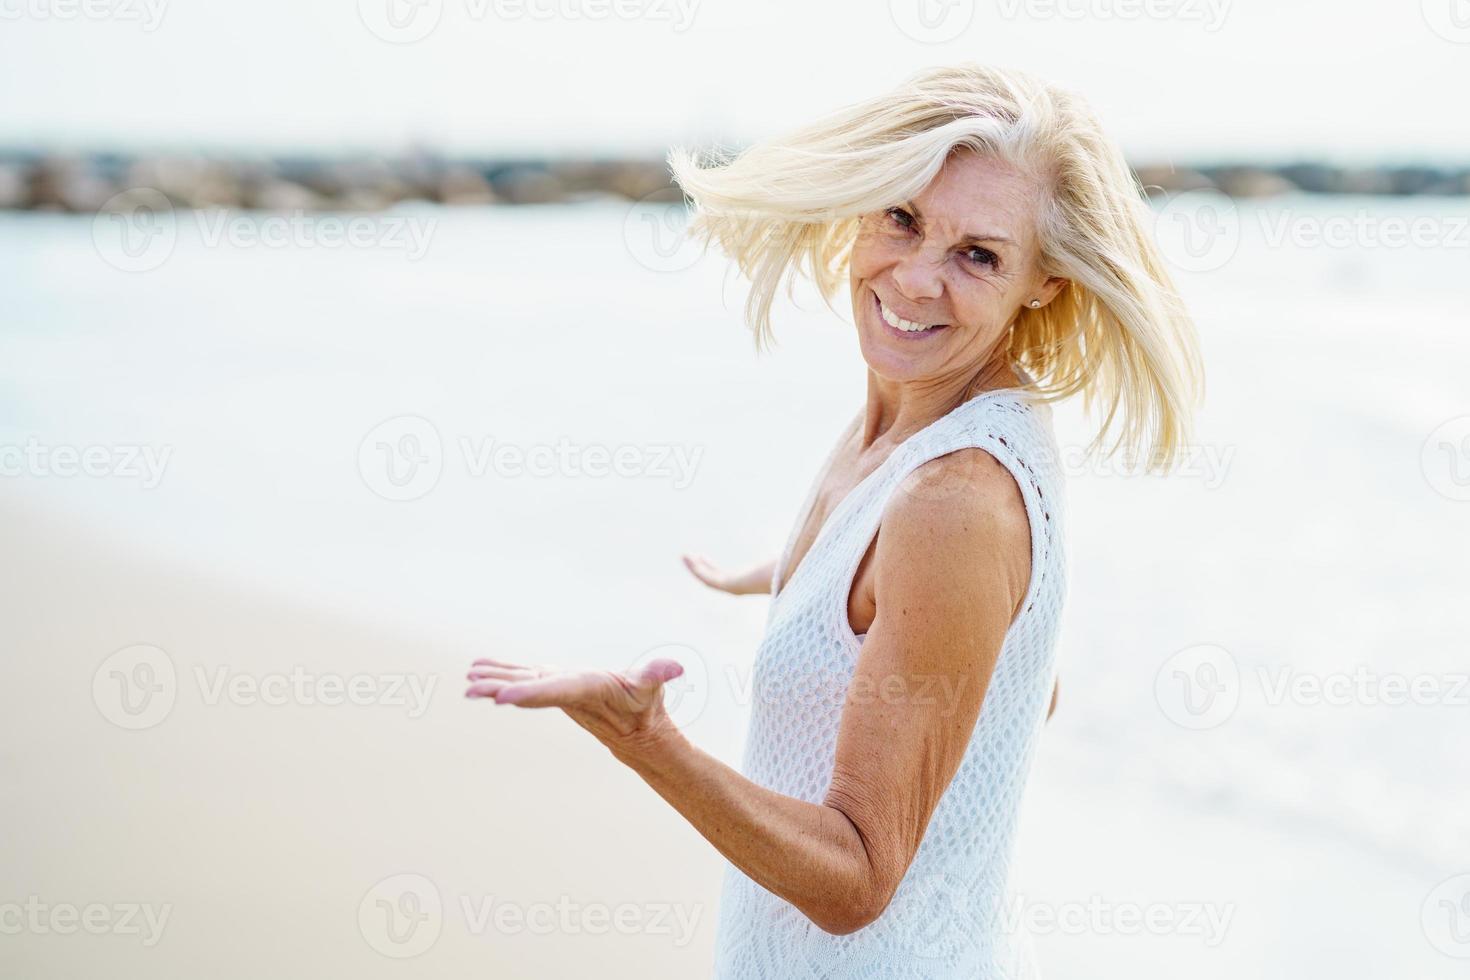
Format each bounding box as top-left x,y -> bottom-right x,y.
465,64 -> 1203,977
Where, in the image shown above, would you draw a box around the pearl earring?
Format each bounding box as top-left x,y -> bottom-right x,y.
1028,299 -> 1041,308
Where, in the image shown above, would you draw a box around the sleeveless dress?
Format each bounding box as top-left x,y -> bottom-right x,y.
711,382 -> 1068,979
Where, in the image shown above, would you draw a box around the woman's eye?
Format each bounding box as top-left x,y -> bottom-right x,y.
964,246 -> 999,269
884,207 -> 916,230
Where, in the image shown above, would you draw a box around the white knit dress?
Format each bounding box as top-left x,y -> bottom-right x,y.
711,385 -> 1068,979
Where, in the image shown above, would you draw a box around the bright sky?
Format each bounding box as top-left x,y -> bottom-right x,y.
1,0 -> 1466,162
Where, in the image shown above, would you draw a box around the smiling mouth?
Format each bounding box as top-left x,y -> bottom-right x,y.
873,290 -> 948,337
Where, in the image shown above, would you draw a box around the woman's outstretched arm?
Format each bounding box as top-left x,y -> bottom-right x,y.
468,450 -> 1032,934
681,553 -> 776,596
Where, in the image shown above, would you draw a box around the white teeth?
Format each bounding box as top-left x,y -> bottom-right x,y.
879,300 -> 940,333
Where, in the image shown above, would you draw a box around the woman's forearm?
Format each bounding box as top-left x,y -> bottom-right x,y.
732,558 -> 777,595
610,725 -> 883,934
682,554 -> 777,595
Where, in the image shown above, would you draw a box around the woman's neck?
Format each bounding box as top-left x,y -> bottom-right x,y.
859,357 -> 1019,452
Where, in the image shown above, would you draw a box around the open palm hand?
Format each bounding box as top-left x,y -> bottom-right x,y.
465,656 -> 686,754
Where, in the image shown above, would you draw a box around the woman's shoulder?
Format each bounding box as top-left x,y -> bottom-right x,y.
889,445 -> 1031,535
876,445 -> 1034,616
884,388 -> 1064,556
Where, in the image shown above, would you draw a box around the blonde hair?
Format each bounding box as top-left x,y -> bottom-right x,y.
667,63 -> 1204,472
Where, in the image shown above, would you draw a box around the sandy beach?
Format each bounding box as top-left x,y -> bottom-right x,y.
0,495 -> 723,978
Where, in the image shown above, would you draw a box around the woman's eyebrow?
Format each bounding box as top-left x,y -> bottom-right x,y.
904,202 -> 1015,247
960,232 -> 1015,247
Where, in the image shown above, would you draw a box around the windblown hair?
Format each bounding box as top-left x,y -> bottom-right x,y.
667,63 -> 1205,471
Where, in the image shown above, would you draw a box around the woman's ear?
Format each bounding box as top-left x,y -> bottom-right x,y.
1033,276 -> 1069,309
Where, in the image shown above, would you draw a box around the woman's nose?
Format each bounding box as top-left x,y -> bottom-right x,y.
889,251 -> 944,302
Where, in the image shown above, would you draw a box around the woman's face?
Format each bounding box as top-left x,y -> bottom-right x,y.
848,149 -> 1065,384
